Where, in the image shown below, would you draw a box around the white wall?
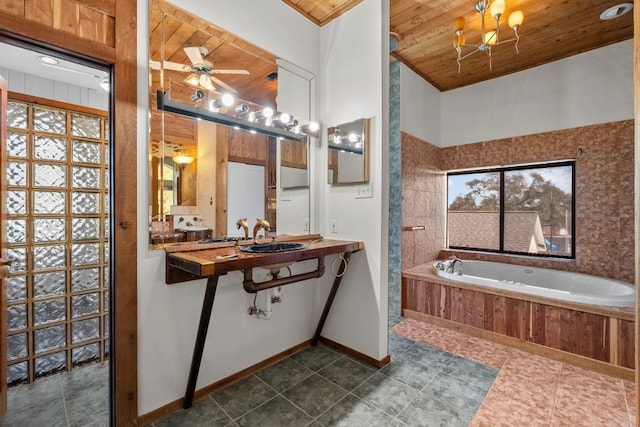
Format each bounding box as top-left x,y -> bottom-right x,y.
440,40 -> 633,147
0,67 -> 109,110
399,63 -> 441,145
137,0 -> 328,415
317,0 -> 388,360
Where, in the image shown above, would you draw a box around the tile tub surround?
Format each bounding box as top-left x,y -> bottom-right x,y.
391,318 -> 637,426
401,132 -> 446,271
400,120 -> 635,283
153,342 -> 497,426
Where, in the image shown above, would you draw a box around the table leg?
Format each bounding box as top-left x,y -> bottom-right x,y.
312,252 -> 352,346
183,275 -> 219,409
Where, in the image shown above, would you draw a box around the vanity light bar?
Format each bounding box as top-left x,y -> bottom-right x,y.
156,91 -> 312,142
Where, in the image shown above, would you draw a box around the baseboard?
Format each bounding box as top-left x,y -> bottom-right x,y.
403,309 -> 635,382
138,340 -> 312,426
319,336 -> 390,368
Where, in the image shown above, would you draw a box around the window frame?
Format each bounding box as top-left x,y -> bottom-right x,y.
447,160 -> 576,259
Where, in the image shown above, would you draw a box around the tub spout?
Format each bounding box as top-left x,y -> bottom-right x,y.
446,255 -> 463,274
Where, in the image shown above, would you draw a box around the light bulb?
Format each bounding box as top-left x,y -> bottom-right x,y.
489,0 -> 505,19
348,133 -> 359,143
308,122 -> 320,132
508,10 -> 523,28
235,103 -> 249,114
484,30 -> 497,45
278,113 -> 291,124
454,16 -> 466,32
221,93 -> 234,107
262,107 -> 274,118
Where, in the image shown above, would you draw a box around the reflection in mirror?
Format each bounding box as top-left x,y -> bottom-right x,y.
149,0 -> 314,246
280,138 -> 309,189
327,118 -> 370,185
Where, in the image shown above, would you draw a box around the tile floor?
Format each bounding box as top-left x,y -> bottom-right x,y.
2,319 -> 636,426
391,318 -> 637,427
0,362 -> 109,427
154,335 -> 498,426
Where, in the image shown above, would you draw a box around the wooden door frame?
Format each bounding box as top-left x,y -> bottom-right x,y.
0,74 -> 7,420
0,1 -> 138,425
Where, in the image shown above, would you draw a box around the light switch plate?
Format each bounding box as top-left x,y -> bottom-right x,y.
355,183 -> 373,199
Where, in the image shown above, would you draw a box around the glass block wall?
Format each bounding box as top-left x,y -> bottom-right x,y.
5,98 -> 109,385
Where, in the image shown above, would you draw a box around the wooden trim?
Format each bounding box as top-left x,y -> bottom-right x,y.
227,155 -> 266,167
404,309 -> 635,382
69,0 -> 116,17
8,92 -> 108,117
319,336 -> 390,369
634,0 -> 640,417
112,0 -> 138,425
138,340 -> 312,426
0,13 -> 115,63
0,74 -> 8,419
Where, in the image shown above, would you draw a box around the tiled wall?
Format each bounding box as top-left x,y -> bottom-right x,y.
389,62 -> 402,322
402,120 -> 635,283
401,133 -> 446,270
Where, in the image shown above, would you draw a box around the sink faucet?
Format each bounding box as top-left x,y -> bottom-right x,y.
446,255 -> 463,275
236,218 -> 249,239
253,218 -> 270,243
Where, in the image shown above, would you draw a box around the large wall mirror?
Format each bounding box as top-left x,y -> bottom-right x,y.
148,0 -> 314,246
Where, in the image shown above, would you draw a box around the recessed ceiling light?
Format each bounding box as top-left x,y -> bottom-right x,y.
38,56 -> 59,65
600,3 -> 633,20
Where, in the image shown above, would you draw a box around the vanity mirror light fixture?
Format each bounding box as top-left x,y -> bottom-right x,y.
172,146 -> 194,169
157,90 -> 320,142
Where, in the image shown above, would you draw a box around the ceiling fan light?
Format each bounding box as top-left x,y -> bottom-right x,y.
38,56 -> 59,65
184,74 -> 200,87
508,10 -> 523,28
454,16 -> 466,32
199,74 -> 215,91
489,0 -> 505,19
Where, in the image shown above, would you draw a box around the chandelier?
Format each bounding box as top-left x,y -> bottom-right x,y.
453,0 -> 523,73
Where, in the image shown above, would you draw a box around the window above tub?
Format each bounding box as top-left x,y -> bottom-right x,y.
447,161 -> 575,259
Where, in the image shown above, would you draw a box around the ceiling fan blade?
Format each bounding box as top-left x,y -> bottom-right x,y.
184,46 -> 205,66
209,69 -> 250,75
149,60 -> 161,70
163,60 -> 190,72
209,76 -> 237,94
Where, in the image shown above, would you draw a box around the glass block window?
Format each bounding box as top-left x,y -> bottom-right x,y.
5,97 -> 109,386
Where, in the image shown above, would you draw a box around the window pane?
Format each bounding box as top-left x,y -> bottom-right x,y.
34,135 -> 66,161
34,164 -> 66,187
72,114 -> 101,139
7,190 -> 27,215
504,165 -> 572,256
73,141 -> 101,164
34,107 -> 66,134
7,131 -> 28,158
34,191 -> 66,214
7,102 -> 27,129
447,172 -> 500,250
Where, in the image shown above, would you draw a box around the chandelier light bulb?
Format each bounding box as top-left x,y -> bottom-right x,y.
508,10 -> 523,28
484,30 -> 497,45
489,0 -> 505,19
454,16 -> 466,31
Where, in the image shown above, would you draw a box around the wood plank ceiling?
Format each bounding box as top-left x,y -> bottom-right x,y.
282,0 -> 634,92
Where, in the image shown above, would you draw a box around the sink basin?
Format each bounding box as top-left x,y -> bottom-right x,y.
239,242 -> 306,254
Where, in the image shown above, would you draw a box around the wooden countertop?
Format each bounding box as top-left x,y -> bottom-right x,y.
165,234 -> 364,283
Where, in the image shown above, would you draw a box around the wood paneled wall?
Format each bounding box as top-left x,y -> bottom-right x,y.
0,0 -> 138,425
403,277 -> 635,370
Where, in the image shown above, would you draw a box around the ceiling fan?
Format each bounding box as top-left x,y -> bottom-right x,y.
150,46 -> 249,93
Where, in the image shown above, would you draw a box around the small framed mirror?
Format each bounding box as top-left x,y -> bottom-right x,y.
327,118 -> 370,185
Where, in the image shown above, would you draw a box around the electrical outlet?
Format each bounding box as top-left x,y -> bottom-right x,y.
331,219 -> 337,233
304,218 -> 309,231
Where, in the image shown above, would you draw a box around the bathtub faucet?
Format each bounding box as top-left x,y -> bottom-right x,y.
446,255 -> 463,275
